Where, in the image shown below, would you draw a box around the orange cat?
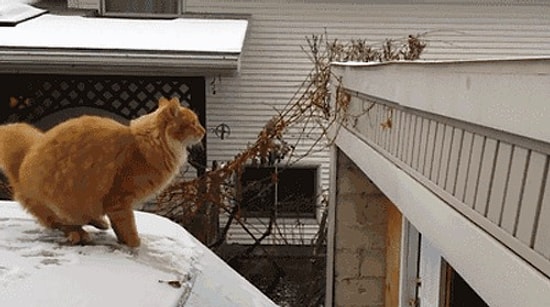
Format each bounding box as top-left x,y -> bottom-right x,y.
0,123 -> 43,188
12,97 -> 204,247
0,122 -> 110,230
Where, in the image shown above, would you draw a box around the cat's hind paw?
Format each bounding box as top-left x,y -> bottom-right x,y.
65,229 -> 91,245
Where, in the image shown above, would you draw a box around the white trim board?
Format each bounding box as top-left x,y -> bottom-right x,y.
0,13 -> 247,76
334,127 -> 550,307
333,59 -> 550,145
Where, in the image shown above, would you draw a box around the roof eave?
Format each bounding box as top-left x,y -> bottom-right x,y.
0,48 -> 241,76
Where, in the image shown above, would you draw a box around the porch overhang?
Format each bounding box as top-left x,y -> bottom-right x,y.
329,58 -> 550,306
0,12 -> 248,76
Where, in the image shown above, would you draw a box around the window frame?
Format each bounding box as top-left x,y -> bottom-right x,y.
99,0 -> 184,18
237,164 -> 320,219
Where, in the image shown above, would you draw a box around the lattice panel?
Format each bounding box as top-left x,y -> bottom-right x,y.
0,74 -> 206,183
0,75 -> 199,124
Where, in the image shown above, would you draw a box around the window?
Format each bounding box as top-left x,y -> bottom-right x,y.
100,0 -> 182,17
239,166 -> 318,218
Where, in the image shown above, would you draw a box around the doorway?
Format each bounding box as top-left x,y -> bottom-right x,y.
411,228 -> 489,307
443,263 -> 488,307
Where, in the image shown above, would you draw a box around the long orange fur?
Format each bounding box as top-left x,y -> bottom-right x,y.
0,97 -> 204,247
0,123 -> 43,187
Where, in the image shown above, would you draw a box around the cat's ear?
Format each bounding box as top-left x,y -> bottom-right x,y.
169,97 -> 180,105
158,97 -> 170,108
158,97 -> 179,118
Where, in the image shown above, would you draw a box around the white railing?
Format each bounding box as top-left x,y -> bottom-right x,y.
332,59 -> 550,277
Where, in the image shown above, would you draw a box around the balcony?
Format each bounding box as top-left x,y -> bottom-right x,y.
328,58 -> 550,306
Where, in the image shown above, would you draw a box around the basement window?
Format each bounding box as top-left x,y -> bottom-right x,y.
100,0 -> 183,18
239,166 -> 318,218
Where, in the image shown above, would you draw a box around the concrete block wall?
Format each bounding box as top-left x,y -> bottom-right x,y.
333,150 -> 389,307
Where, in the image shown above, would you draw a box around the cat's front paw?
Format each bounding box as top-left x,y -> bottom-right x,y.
121,235 -> 141,248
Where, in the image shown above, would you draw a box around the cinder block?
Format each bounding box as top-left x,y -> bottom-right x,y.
335,278 -> 385,306
337,197 -> 389,228
368,230 -> 387,251
334,250 -> 360,279
335,225 -> 370,249
336,153 -> 381,197
336,170 -> 381,196
354,196 -> 390,227
336,196 -> 366,227
359,251 -> 386,277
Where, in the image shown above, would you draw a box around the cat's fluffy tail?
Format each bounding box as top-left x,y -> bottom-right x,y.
0,123 -> 43,186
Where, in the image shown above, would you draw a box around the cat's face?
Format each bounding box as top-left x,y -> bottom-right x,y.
158,97 -> 205,146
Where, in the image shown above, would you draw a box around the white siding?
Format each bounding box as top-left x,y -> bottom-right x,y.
182,0 -> 550,244
184,0 -> 550,169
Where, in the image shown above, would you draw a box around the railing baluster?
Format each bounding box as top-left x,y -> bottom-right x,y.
501,147 -> 529,235
516,152 -> 547,245
423,120 -> 437,178
464,134 -> 484,207
487,142 -> 512,224
437,124 -> 453,187
430,122 -> 444,181
406,114 -> 417,167
533,158 -> 550,258
456,131 -> 474,201
412,116 -> 424,171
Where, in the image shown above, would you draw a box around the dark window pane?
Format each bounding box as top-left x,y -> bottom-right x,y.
277,168 -> 316,218
104,0 -> 178,14
240,167 -> 275,217
239,166 -> 317,218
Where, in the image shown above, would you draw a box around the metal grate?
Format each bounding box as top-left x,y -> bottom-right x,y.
0,75 -> 202,124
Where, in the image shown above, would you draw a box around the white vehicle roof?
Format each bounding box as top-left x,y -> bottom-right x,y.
0,201 -> 276,307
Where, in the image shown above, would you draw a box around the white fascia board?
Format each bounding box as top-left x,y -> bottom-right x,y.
0,14 -> 248,76
333,127 -> 550,307
0,48 -> 240,76
333,59 -> 550,145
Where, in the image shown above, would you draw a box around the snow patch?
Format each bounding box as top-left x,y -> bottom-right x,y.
0,209 -> 200,306
0,201 -> 276,306
0,266 -> 28,288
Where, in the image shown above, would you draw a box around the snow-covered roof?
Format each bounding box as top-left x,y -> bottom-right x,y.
0,201 -> 276,307
0,4 -> 248,76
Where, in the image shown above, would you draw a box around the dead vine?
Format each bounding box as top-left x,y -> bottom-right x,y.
154,33 -> 426,245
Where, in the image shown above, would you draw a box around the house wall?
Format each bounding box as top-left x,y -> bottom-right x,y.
332,149 -> 396,307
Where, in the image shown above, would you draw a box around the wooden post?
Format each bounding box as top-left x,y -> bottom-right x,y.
385,201 -> 403,307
